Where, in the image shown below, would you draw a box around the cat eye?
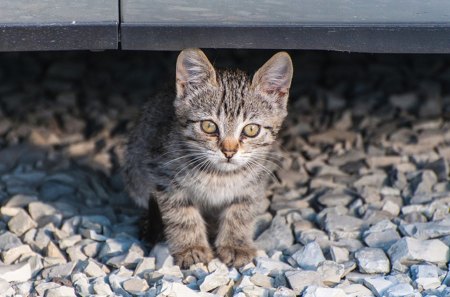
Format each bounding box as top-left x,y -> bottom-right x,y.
201,120 -> 218,134
242,124 -> 260,138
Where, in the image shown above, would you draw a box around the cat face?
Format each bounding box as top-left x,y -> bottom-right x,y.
174,49 -> 293,172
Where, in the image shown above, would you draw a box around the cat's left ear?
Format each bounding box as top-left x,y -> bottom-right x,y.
252,52 -> 293,107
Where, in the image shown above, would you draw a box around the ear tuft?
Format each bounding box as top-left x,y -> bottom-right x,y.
176,48 -> 216,97
252,52 -> 293,98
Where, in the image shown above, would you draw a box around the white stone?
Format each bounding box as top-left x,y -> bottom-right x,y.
28,201 -> 59,222
355,248 -> 390,274
273,286 -> 297,297
92,277 -> 114,296
0,261 -> 32,282
250,273 -> 273,288
363,277 -> 395,297
316,261 -> 345,285
341,284 -> 374,297
388,237 -> 449,271
59,234 -> 82,250
410,265 -> 441,291
291,241 -> 325,270
159,281 -> 199,297
71,273 -> 92,296
149,243 -> 173,269
200,265 -> 229,292
285,270 -> 323,294
330,246 -> 349,263
303,286 -> 347,297
109,273 -> 132,297
384,283 -> 416,297
2,244 -> 33,264
134,257 -> 156,277
122,277 -> 149,294
7,210 -> 37,236
45,285 -> 76,297
254,257 -> 293,275
83,259 -> 106,277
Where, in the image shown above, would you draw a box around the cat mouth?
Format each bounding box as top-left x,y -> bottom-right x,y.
216,159 -> 241,171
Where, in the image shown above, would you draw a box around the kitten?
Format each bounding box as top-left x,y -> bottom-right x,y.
123,49 -> 293,268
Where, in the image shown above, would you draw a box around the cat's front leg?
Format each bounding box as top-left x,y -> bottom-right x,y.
159,200 -> 213,268
215,199 -> 257,267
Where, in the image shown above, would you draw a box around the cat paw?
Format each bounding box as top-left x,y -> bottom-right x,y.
216,245 -> 256,268
174,246 -> 213,269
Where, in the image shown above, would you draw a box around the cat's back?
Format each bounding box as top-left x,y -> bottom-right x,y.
128,88 -> 176,156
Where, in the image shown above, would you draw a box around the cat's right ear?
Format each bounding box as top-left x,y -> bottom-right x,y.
176,49 -> 217,97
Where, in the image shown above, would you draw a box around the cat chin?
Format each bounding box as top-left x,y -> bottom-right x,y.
214,160 -> 243,172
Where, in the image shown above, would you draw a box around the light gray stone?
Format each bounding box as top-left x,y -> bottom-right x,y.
7,210 -> 37,236
109,273 -> 132,297
0,261 -> 32,282
330,246 -> 349,263
303,286 -> 347,297
59,234 -> 82,250
98,236 -> 138,261
410,170 -> 438,196
355,248 -> 390,274
2,244 -> 33,264
291,241 -> 325,270
363,276 -> 396,297
66,245 -> 87,261
45,285 -> 76,297
71,272 -> 93,296
341,283 -> 375,297
92,277 -> 114,296
285,270 -> 322,294
200,265 -> 230,292
250,273 -> 273,288
273,286 -> 296,297
0,231 -> 22,252
316,261 -> 345,285
384,283 -> 417,297
254,257 -> 293,276
318,192 -> 354,207
295,229 -> 329,249
123,277 -> 149,294
41,261 -> 77,279
149,243 -> 174,269
4,194 -> 38,207
106,250 -> 142,269
363,220 -> 401,251
410,265 -> 441,291
28,201 -> 61,227
13,280 -> 33,296
255,214 -> 294,252
324,214 -> 363,240
134,257 -> 156,277
388,237 -> 450,271
35,282 -> 61,296
82,259 -> 106,277
159,280 -> 199,297
399,217 -> 450,240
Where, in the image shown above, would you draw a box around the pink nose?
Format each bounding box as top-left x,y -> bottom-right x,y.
220,137 -> 239,159
222,150 -> 236,159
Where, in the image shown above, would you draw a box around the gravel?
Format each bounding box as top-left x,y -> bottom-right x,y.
0,51 -> 449,296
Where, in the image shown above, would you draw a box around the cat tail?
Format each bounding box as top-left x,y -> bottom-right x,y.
140,196 -> 165,244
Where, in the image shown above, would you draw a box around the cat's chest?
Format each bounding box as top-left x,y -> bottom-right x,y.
185,171 -> 255,206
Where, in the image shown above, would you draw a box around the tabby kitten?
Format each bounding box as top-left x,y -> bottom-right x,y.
124,49 -> 293,268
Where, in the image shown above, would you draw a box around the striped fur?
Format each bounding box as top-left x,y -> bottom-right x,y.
123,49 -> 293,268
